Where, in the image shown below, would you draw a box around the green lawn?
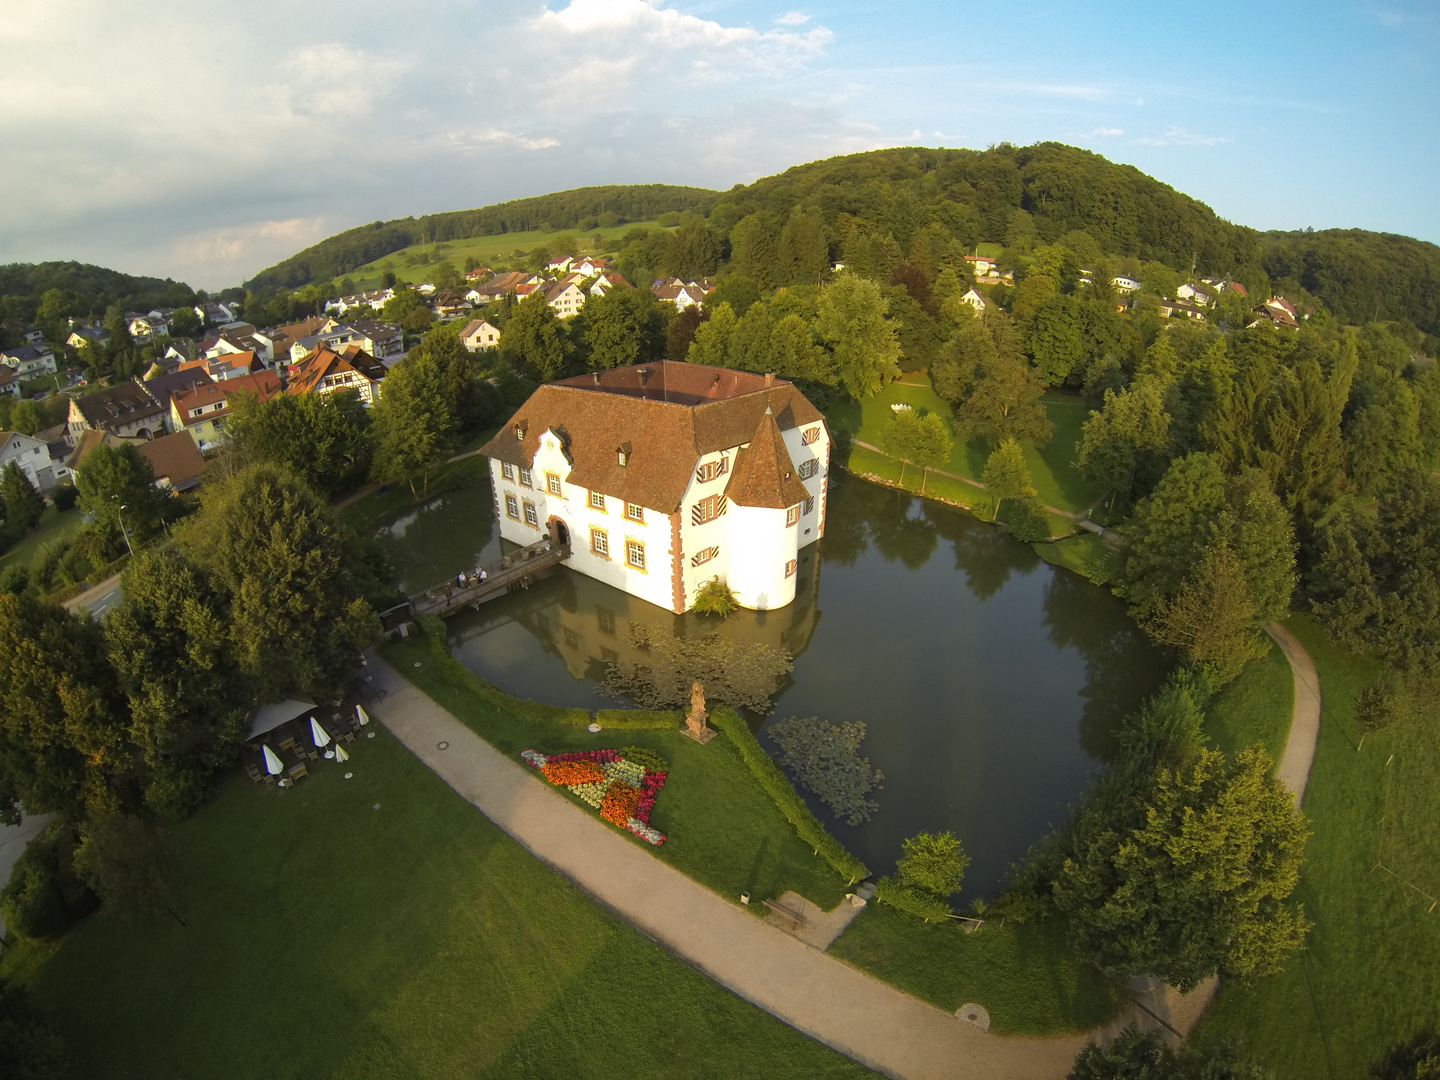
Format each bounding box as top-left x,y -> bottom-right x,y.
0,505 -> 82,571
340,222 -> 663,291
1032,532 -> 1121,585
5,725 -> 872,1080
1195,616 -> 1440,1079
828,375 -> 1097,516
382,632 -> 852,913
828,907 -> 1122,1036
338,449 -> 492,534
1202,638 -> 1294,764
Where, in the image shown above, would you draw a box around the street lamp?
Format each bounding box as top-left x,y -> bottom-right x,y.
113,497 -> 135,558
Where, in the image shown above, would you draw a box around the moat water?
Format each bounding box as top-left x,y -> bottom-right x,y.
374,470 -> 1172,899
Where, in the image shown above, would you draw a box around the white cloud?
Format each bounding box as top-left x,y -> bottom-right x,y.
1134,125 -> 1229,146
1091,126 -> 1124,136
775,11 -> 810,25
280,43 -> 410,120
437,128 -> 563,153
170,217 -> 330,275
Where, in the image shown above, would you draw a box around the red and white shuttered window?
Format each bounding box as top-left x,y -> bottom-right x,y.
690,546 -> 719,567
786,505 -> 799,527
798,458 -> 819,480
784,559 -> 797,578
695,457 -> 729,483
801,426 -> 821,445
691,494 -> 728,525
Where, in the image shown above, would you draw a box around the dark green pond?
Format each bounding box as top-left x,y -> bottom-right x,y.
374,471 -> 1171,900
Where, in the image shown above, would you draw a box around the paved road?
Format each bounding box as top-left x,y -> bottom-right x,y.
1266,622 -> 1323,807
62,573 -> 123,619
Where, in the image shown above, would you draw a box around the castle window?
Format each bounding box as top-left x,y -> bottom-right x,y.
695,457 -> 729,483
502,462 -> 515,481
519,467 -> 532,487
691,546 -> 719,567
786,506 -> 799,527
798,458 -> 819,480
801,426 -> 820,445
589,490 -> 605,511
804,496 -> 815,515
625,502 -> 644,523
591,527 -> 609,557
691,494 -> 728,525
626,540 -> 646,571
546,472 -> 562,496
505,494 -> 520,520
785,559 -> 797,578
523,500 -> 538,527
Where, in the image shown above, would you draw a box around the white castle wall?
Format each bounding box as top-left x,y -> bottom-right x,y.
724,503 -> 797,610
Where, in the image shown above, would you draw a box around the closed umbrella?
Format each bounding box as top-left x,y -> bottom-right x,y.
356,704 -> 370,726
334,743 -> 349,764
310,717 -> 332,748
262,745 -> 284,775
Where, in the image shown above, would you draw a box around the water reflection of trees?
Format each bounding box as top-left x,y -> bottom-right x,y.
1043,567 -> 1173,761
923,501 -> 1038,601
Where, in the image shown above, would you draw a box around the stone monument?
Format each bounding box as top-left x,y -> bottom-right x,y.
683,680 -> 716,744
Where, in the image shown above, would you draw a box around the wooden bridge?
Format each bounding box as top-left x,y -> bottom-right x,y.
379,539 -> 571,629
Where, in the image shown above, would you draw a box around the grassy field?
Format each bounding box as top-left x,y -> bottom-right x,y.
0,505 -> 82,571
382,631 -> 852,912
339,222 -> 663,291
336,441 -> 493,534
4,725 -> 872,1080
1196,616 -> 1440,1078
1032,532 -> 1122,585
1202,637 -> 1294,763
828,375 -> 1097,517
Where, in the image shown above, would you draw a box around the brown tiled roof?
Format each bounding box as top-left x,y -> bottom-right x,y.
478,362 -> 824,513
287,346 -> 384,395
137,432 -> 207,490
173,371 -> 282,426
142,368 -> 213,411
66,430 -> 142,470
74,382 -> 164,429
724,408 -> 811,509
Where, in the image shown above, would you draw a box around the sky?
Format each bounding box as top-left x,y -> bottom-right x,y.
0,0 -> 1435,289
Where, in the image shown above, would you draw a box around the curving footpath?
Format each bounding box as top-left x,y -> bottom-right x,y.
365,624 -> 1322,1080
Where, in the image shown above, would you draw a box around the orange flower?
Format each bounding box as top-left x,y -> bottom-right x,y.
542,760 -> 605,786
600,784 -> 641,826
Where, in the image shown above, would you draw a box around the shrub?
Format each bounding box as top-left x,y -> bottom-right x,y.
1007,494 -> 1053,542
49,483 -> 78,512
691,576 -> 739,617
618,746 -> 671,773
873,877 -> 953,922
709,708 -> 868,884
593,708 -> 680,730
1355,676 -> 1403,743
0,830 -> 81,941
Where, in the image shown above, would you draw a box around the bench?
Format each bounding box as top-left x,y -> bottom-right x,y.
761,897 -> 807,930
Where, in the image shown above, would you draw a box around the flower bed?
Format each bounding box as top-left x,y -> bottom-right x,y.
522,748 -> 668,846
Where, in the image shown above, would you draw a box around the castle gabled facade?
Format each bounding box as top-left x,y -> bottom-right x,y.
479,361 -> 830,613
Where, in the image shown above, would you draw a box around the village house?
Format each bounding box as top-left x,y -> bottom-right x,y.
960,288 -> 988,313
545,255 -> 575,274
543,279 -> 587,319
266,315 -> 336,368
430,290 -> 468,319
137,432 -> 207,493
22,327 -> 45,345
287,345 -> 386,406
1112,276 -> 1141,294
66,382 -> 166,445
0,371 -> 17,398
65,325 -> 110,351
126,313 -> 170,341
323,289 -> 394,317
469,271 -> 539,304
481,361 -> 830,614
140,369 -> 214,433
460,318 -> 501,351
1159,300 -> 1209,322
32,424 -> 72,485
589,272 -> 632,298
650,280 -> 707,312
465,266 -> 491,282
1248,296 -> 1300,330
0,430 -> 61,491
185,350 -> 265,382
347,319 -> 404,363
169,370 -> 283,452
1,344 -> 58,380
194,301 -> 240,326
964,254 -> 996,276
1177,283 -> 1217,307
571,256 -> 610,277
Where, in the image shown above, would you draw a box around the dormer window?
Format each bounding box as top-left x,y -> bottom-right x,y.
617,441 -> 632,468
514,420 -> 527,442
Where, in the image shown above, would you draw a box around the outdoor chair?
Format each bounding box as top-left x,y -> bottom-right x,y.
278,737 -> 297,752
288,764 -> 308,782
246,763 -> 264,784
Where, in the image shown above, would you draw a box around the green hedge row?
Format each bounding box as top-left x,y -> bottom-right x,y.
594,708 -> 682,730
709,708 -> 868,885
873,875 -> 952,922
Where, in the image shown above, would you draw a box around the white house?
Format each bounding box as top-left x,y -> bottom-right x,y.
960,288 -> 988,313
481,362 -> 829,614
127,314 -> 170,341
2,344 -> 58,379
651,281 -> 707,312
1177,283 -> 1216,306
460,318 -> 501,351
1112,276 -> 1141,294
572,256 -> 611,277
589,272 -> 632,298
543,279 -> 587,319
0,431 -> 59,491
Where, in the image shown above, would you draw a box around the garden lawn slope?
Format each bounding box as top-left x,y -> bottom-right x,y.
1195,616 -> 1440,1079
382,631 -> 851,913
5,727 -> 873,1080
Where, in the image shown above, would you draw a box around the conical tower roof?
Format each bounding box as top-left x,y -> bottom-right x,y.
724,407 -> 811,509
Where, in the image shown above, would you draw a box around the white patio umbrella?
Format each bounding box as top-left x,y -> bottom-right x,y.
356,704 -> 370,726
334,743 -> 350,764
262,745 -> 284,775
310,717 -> 332,748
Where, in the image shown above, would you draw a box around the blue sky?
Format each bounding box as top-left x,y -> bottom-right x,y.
0,0 -> 1434,288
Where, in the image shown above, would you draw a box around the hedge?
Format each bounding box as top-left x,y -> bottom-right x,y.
709,708 -> 868,884
873,875 -> 953,923
594,708 -> 682,730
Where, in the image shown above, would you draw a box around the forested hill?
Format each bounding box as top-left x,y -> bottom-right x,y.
246,184 -> 720,292
0,261 -> 196,319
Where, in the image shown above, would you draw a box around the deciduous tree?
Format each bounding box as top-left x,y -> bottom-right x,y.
982,438 -> 1034,521
368,354 -> 457,496
816,274 -> 902,400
